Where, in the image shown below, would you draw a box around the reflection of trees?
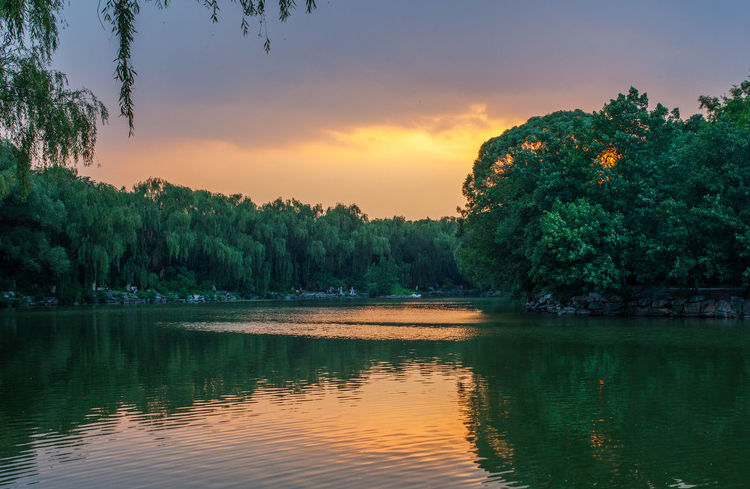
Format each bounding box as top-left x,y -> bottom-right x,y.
459,326 -> 750,487
0,306 -> 461,462
5,305 -> 750,488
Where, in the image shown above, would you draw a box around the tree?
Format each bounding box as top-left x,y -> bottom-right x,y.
530,199 -> 626,297
458,76 -> 750,297
458,109 -> 594,293
698,75 -> 750,125
1,1 -> 317,183
0,2 -> 107,191
99,0 -> 318,134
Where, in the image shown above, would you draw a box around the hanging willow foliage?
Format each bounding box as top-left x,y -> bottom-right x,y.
0,157 -> 464,300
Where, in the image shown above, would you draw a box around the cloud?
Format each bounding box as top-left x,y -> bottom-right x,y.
81,103 -> 512,219
57,0 -> 750,219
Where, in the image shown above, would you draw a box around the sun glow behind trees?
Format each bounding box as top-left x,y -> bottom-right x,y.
42,1 -> 750,221
81,104 -> 512,219
459,79 -> 750,296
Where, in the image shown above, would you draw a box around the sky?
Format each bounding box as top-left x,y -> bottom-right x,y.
52,1 -> 750,219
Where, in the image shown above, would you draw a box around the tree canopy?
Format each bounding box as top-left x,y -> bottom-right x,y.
0,1 -> 107,190
458,76 -> 750,298
0,152 -> 463,301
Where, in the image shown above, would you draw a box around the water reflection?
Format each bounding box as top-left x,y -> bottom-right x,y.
3,365 -> 487,488
178,299 -> 489,340
461,322 -> 750,488
1,300 -> 750,487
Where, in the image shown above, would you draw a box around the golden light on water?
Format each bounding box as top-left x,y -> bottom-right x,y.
19,363 -> 490,487
181,302 -> 490,340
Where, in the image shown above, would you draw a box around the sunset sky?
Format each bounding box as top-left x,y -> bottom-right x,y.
53,1 -> 750,219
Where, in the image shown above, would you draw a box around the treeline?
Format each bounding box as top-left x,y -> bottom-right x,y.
0,144 -> 462,302
459,76 -> 750,298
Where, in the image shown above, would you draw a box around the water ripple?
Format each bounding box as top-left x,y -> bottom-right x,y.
2,363 -> 491,488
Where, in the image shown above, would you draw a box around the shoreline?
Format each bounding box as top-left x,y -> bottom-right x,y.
523,287 -> 750,319
1,288 -> 479,309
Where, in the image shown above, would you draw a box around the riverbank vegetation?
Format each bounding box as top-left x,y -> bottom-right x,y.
7,74 -> 750,306
459,76 -> 750,298
0,144 -> 463,303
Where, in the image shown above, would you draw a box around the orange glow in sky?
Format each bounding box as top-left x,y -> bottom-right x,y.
80,104 -> 512,219
54,1 -> 750,220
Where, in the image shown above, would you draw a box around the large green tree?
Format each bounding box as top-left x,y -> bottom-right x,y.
458,109 -> 595,293
459,78 -> 750,297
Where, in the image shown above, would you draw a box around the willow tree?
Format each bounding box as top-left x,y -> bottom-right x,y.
1,0 -> 317,186
100,0 -> 317,134
0,2 -> 107,192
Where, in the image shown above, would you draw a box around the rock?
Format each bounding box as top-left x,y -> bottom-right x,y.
716,299 -> 732,312
571,295 -> 590,309
715,300 -> 735,317
682,302 -> 702,316
633,307 -> 650,316
651,307 -> 672,316
731,296 -> 744,314
701,300 -> 717,316
603,302 -> 626,313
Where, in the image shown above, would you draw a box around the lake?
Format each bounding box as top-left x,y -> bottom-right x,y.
1,298 -> 749,488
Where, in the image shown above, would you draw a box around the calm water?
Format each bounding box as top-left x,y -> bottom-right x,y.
1,298 -> 749,488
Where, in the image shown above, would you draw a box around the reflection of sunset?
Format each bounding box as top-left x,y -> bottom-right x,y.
79,106 -> 511,219
291,365 -> 473,456
182,301 -> 491,340
589,422 -> 611,461
21,363 -> 490,487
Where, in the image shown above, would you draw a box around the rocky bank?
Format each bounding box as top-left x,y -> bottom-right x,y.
524,287 -> 749,318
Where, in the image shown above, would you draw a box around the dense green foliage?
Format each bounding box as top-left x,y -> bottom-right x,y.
459,77 -> 750,297
0,1 -> 107,188
0,146 -> 462,301
4,304 -> 750,486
